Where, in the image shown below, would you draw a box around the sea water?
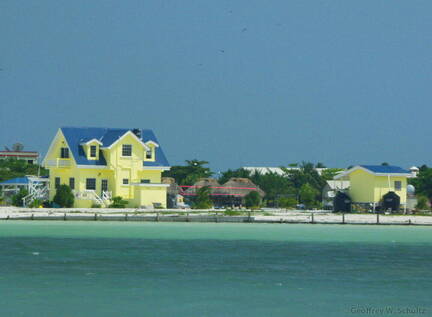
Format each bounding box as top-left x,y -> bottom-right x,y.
0,221 -> 431,317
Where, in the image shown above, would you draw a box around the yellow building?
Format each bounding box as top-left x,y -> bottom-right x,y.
43,127 -> 170,208
334,165 -> 412,211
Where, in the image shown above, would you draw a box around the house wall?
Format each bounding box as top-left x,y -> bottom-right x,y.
373,175 -> 407,204
349,170 -> 375,203
349,169 -> 407,204
45,129 -> 166,208
133,186 -> 167,208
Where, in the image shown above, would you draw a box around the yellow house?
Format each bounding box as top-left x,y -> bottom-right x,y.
334,165 -> 412,211
43,127 -> 170,208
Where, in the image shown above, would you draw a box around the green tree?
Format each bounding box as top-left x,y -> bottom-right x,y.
0,158 -> 48,182
218,168 -> 251,184
163,159 -> 212,185
244,191 -> 261,209
193,186 -> 212,209
53,184 -> 74,207
410,166 -> 432,204
12,189 -> 28,207
278,197 -> 297,209
250,171 -> 295,206
321,168 -> 344,181
299,183 -> 319,209
282,162 -> 326,201
109,196 -> 128,208
415,195 -> 429,211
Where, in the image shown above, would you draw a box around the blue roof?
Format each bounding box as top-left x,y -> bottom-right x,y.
0,177 -> 30,185
60,127 -> 169,167
360,165 -> 410,174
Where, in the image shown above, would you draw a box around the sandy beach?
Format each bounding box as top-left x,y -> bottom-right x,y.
1,207 -> 432,225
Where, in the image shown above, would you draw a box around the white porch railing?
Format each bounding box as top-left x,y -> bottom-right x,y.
22,177 -> 50,207
46,159 -> 71,168
74,190 -> 112,207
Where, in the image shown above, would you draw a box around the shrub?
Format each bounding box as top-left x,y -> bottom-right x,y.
53,184 -> 74,207
29,199 -> 43,208
299,183 -> 319,209
224,209 -> 243,216
278,197 -> 297,209
192,186 -> 212,209
416,195 -> 429,211
91,203 -> 102,208
245,191 -> 261,209
12,189 -> 28,207
109,196 -> 128,208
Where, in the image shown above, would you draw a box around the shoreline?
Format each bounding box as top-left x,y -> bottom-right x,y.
1,207 -> 432,226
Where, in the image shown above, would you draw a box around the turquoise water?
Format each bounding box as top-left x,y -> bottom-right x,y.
0,222 -> 431,317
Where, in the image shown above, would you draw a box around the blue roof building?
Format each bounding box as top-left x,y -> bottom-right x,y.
43,127 -> 171,208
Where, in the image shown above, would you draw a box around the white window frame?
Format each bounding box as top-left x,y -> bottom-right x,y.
86,178 -> 96,190
122,144 -> 132,157
90,145 -> 97,158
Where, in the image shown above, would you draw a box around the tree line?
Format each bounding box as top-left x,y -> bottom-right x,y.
163,160 -> 343,208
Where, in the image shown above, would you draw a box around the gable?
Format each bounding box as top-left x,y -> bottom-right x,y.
56,127 -> 169,167
42,129 -> 76,166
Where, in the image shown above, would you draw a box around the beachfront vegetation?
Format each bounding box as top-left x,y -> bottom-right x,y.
0,158 -> 48,182
12,188 -> 28,207
166,160 -> 339,207
163,159 -> 212,185
29,198 -> 43,208
299,183 -> 320,209
410,165 -> 432,205
109,196 -> 128,208
415,195 -> 429,210
193,186 -> 213,209
53,184 -> 74,208
244,191 -> 261,209
278,197 -> 298,208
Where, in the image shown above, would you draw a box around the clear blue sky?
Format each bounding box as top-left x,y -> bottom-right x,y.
1,1 -> 431,171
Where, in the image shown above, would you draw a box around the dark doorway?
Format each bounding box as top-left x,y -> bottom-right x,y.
382,191 -> 400,212
333,191 -> 352,213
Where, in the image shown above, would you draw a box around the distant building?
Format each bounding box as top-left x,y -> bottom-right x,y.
243,166 -> 329,176
334,165 -> 412,212
183,177 -> 265,207
0,143 -> 39,164
322,180 -> 350,205
409,166 -> 419,178
0,176 -> 49,206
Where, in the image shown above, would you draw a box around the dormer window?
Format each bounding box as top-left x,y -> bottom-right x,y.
60,147 -> 69,158
122,144 -> 132,157
146,148 -> 152,159
90,145 -> 97,158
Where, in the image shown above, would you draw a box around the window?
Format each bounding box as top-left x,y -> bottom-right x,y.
145,149 -> 152,159
140,179 -> 150,184
123,179 -> 129,185
101,179 -> 108,192
122,144 -> 132,157
60,147 -> 69,158
86,178 -> 96,190
55,177 -> 60,189
27,160 -> 33,164
69,178 -> 75,190
90,145 -> 97,158
394,181 -> 402,191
